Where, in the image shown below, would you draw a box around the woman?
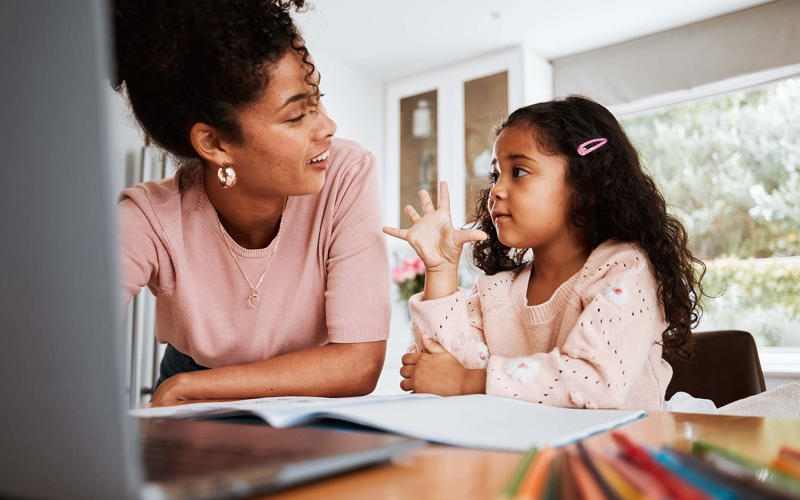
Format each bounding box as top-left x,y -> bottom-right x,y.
113,0 -> 389,403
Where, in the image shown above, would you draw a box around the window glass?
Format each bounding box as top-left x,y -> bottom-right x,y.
621,77 -> 800,347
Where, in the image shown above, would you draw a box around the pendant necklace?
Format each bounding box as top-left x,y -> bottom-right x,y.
200,183 -> 286,308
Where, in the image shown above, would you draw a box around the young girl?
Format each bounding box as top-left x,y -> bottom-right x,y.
383,96 -> 704,411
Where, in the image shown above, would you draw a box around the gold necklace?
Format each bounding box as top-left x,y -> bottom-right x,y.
200,183 -> 286,308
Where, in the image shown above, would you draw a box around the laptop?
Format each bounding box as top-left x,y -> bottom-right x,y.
0,2 -> 421,499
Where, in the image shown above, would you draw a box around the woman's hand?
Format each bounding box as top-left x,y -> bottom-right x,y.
383,181 -> 486,273
149,373 -> 194,404
400,336 -> 486,396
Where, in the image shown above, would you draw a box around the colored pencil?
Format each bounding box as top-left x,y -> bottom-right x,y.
692,440 -> 800,496
611,432 -> 711,500
651,448 -> 738,500
576,441 -> 622,500
498,448 -> 538,500
665,446 -> 793,500
567,448 -> 607,499
513,447 -> 556,499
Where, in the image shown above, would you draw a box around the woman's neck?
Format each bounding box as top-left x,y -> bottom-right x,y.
203,174 -> 286,250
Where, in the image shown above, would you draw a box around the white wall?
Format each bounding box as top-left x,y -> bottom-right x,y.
309,49 -> 385,168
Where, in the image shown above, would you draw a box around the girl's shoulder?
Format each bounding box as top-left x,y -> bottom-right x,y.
575,240 -> 654,291
472,262 -> 530,303
586,240 -> 649,267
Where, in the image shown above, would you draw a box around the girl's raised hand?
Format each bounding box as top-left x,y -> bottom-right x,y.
383,181 -> 487,272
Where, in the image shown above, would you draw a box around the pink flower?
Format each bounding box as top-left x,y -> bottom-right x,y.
392,267 -> 408,283
603,280 -> 630,307
504,357 -> 539,383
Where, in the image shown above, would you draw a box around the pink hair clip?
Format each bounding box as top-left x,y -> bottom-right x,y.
577,138 -> 608,156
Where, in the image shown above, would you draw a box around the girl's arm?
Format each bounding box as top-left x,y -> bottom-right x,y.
383,181 -> 487,301
483,251 -> 664,409
408,284 -> 490,369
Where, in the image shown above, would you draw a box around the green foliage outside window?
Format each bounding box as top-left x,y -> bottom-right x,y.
621,77 -> 800,346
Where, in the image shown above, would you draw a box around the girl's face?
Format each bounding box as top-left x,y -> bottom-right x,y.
488,125 -> 578,252
223,50 -> 337,200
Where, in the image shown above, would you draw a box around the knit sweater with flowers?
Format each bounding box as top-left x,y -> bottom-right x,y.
409,240 -> 672,410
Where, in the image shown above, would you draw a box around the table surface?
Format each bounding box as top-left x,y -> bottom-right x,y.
257,411 -> 800,500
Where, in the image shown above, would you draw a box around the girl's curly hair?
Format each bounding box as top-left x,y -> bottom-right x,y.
111,0 -> 315,179
471,95 -> 705,360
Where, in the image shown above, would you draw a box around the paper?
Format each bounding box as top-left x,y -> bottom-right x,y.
131,394 -> 644,452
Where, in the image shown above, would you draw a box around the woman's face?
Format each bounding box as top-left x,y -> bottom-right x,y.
224,49 -> 337,199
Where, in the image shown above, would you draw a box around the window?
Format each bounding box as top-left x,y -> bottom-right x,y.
620,76 -> 800,348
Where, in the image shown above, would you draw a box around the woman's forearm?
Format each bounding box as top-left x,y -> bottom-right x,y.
153,340 -> 386,402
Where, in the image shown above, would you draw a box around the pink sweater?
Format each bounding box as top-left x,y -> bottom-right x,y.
409,241 -> 672,410
118,138 -> 390,368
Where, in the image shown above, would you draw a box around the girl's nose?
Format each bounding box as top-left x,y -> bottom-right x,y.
489,179 -> 506,201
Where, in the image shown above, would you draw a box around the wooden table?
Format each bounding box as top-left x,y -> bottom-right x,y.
261,411 -> 800,499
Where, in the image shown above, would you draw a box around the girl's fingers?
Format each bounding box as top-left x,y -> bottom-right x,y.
421,335 -> 446,354
454,228 -> 489,246
402,352 -> 421,365
404,204 -> 421,223
418,189 -> 435,214
437,181 -> 450,211
382,226 -> 408,240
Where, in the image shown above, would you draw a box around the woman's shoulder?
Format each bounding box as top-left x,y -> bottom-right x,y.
117,176 -> 188,234
118,176 -> 181,210
326,138 -> 377,178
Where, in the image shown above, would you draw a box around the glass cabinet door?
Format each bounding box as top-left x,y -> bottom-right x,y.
399,90 -> 438,228
464,71 -> 508,222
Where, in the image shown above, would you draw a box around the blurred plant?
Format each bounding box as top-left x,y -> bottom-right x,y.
392,256 -> 425,302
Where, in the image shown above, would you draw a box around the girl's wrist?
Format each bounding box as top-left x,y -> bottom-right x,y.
424,262 -> 459,274
461,368 -> 486,394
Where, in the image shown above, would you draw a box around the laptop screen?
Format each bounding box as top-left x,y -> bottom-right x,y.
0,2 -> 140,498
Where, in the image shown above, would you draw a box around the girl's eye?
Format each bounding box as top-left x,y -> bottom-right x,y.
512,167 -> 529,178
488,171 -> 499,184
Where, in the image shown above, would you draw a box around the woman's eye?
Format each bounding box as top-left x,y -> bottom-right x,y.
285,113 -> 306,123
488,171 -> 499,184
512,167 -> 529,178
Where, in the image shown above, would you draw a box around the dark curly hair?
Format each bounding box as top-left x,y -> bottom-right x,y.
111,0 -> 316,175
470,96 -> 705,360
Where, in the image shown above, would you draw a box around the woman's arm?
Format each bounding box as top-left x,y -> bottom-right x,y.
151,340 -> 386,403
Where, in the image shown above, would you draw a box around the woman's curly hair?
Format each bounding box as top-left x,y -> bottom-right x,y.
111,0 -> 315,177
470,95 -> 705,360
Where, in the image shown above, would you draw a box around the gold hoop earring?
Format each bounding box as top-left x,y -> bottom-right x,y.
217,165 -> 237,189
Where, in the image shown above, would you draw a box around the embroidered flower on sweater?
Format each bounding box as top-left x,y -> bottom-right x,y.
475,341 -> 489,368
603,280 -> 629,307
504,357 -> 539,383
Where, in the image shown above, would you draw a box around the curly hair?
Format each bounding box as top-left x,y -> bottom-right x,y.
470,96 -> 705,360
111,0 -> 316,178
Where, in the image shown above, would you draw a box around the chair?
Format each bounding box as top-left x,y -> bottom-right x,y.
665,330 -> 766,408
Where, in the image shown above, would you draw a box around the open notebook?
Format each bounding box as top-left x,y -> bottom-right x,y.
133,394 -> 645,452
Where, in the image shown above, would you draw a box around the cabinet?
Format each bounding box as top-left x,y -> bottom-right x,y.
383,46 -> 553,232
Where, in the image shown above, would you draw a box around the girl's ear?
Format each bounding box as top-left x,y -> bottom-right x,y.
189,122 -> 234,167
